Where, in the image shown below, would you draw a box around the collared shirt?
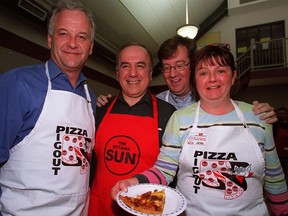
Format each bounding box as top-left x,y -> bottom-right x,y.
156,90 -> 194,109
0,59 -> 96,164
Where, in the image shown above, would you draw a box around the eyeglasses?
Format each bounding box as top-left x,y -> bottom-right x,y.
161,62 -> 190,73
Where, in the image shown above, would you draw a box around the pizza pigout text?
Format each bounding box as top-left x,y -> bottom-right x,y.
52,126 -> 88,175
191,150 -> 238,193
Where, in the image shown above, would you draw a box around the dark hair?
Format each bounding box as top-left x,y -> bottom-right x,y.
158,35 -> 197,63
47,0 -> 96,41
276,107 -> 287,113
190,45 -> 239,100
115,42 -> 153,71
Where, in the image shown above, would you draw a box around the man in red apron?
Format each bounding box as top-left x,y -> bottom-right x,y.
0,1 -> 96,215
89,43 -> 176,215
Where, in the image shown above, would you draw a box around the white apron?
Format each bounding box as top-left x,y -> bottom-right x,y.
0,62 -> 95,216
177,100 -> 269,216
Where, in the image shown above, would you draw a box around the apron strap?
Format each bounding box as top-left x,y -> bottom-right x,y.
230,99 -> 248,128
194,100 -> 247,128
83,82 -> 92,103
45,61 -> 52,90
165,91 -> 169,102
46,61 -> 92,104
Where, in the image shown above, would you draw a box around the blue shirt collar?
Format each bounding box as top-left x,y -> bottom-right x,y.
169,91 -> 193,109
47,59 -> 87,87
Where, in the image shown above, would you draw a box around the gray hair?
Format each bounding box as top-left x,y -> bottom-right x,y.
47,0 -> 96,41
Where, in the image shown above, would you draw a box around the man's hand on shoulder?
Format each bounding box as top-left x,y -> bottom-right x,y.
252,101 -> 277,124
97,94 -> 112,107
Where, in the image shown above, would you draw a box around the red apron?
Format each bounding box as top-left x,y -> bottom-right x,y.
89,94 -> 159,215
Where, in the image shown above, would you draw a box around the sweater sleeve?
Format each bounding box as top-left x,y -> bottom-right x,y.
263,123 -> 287,193
263,123 -> 288,215
265,191 -> 288,216
135,111 -> 182,185
135,167 -> 167,185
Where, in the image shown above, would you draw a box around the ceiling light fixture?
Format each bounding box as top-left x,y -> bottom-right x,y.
176,0 -> 198,39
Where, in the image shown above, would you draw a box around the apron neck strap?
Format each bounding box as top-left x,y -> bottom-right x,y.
45,61 -> 52,90
193,99 -> 247,128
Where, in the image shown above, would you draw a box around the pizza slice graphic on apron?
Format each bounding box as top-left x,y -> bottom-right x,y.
62,134 -> 91,174
199,160 -> 253,199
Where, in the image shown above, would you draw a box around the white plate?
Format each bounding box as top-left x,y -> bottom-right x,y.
116,183 -> 187,216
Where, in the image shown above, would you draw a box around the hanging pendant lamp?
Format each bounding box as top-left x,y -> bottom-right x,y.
176,0 -> 198,39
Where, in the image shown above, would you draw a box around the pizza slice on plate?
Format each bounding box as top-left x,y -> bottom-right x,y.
119,189 -> 166,215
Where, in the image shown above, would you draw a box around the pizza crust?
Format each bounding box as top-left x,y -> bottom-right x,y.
119,189 -> 165,215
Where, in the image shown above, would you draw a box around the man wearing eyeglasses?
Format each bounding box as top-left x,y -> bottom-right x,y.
156,35 -> 196,109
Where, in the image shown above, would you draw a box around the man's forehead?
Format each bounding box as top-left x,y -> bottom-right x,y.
119,60 -> 146,65
119,50 -> 149,62
163,46 -> 189,62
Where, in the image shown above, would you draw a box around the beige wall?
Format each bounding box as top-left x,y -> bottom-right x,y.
199,0 -> 288,109
201,0 -> 288,58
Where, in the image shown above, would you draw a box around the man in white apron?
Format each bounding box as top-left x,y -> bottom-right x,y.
0,1 -> 96,215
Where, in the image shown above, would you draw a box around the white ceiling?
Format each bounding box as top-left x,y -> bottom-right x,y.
83,0 -> 224,59
81,0 -> 224,57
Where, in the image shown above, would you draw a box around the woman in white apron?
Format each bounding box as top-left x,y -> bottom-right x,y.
111,44 -> 288,216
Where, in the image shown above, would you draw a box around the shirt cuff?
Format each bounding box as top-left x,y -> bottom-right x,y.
134,174 -> 149,184
265,190 -> 288,216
